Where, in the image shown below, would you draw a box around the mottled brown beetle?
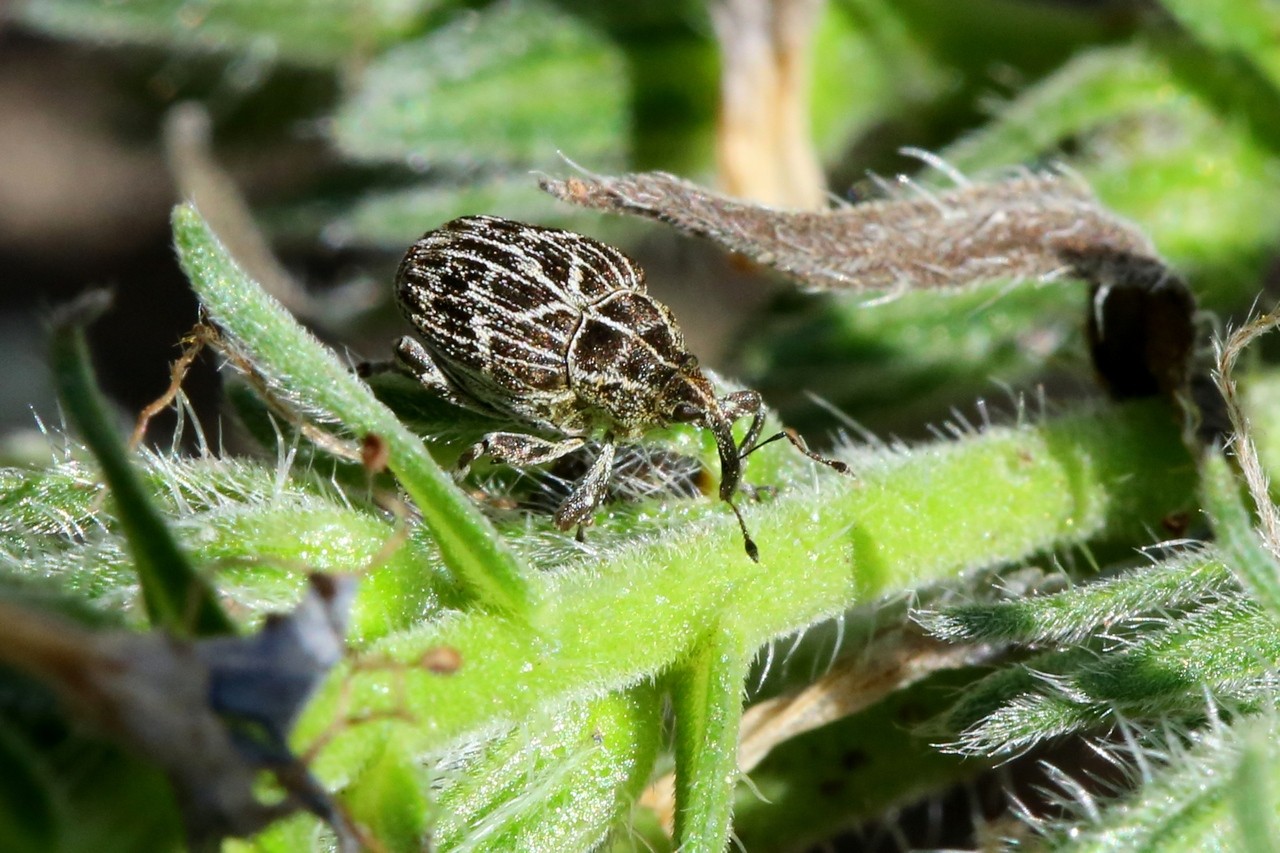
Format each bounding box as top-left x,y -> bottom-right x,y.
393,215 -> 848,560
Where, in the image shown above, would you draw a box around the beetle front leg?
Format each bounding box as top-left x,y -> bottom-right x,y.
719,389 -> 766,455
776,428 -> 852,474
393,336 -> 472,409
740,425 -> 853,476
457,432 -> 586,474
553,441 -> 617,531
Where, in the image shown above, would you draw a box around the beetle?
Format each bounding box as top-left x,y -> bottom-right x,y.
392,215 -> 848,559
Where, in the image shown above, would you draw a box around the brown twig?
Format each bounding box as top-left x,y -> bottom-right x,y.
712,0 -> 827,208
130,322 -> 220,450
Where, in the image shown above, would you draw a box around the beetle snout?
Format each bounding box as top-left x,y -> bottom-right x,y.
710,417 -> 743,501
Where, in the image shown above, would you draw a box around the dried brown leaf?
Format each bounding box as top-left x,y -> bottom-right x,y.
541,169 -> 1157,293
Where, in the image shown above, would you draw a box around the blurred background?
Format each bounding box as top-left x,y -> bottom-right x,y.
6,0 -> 1279,462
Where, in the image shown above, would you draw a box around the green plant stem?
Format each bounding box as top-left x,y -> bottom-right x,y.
49,295 -> 230,635
302,398 -> 1196,774
671,625 -> 752,853
1232,726 -> 1278,853
1200,451 -> 1280,622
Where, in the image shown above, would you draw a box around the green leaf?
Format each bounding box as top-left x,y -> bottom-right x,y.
738,281 -> 1084,436
16,733 -> 184,853
809,0 -> 951,157
171,203 -> 535,619
943,45 -> 1171,175
16,0 -> 440,65
1162,0 -> 1280,94
433,685 -> 662,851
921,553 -> 1237,646
325,174 -> 626,249
1048,712 -> 1280,852
1,452 -> 463,641
942,597 -> 1280,756
333,0 -> 629,168
0,723 -> 57,853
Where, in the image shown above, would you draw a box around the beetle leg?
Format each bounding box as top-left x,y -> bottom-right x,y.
394,336 -> 473,409
742,426 -> 853,476
719,389 -> 766,455
458,432 -> 586,474
778,428 -> 852,474
721,391 -> 852,475
553,441 -> 617,531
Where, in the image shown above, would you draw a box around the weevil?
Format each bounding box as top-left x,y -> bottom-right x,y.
392,215 -> 849,560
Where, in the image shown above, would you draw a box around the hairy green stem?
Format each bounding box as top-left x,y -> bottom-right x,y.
671,626 -> 752,852
1200,451 -> 1280,623
301,398 -> 1196,775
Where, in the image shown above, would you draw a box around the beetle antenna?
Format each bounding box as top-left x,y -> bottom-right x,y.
739,430 -> 786,459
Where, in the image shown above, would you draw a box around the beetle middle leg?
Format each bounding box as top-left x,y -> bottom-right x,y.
392,336 -> 473,409
459,432 -> 616,534
553,441 -> 617,532
457,432 -> 586,473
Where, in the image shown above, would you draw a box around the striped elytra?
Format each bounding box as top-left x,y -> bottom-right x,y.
394,215 -> 712,438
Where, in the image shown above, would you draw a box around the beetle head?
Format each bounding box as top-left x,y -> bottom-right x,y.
660,359 -> 743,503
658,357 -> 759,560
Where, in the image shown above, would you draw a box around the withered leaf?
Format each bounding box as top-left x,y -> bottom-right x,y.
540,169 -> 1157,293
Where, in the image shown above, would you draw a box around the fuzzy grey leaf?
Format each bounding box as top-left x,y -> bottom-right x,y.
540,169 -> 1157,292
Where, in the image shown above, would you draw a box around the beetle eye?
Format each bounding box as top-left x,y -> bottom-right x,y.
671,403 -> 703,423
